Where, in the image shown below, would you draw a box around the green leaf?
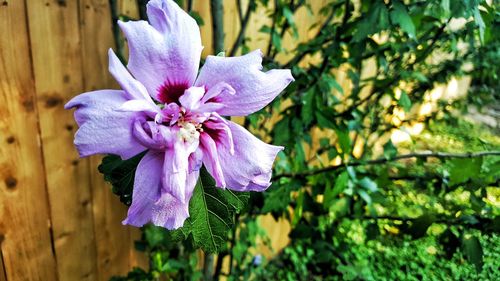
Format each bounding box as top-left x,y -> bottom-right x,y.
261,183 -> 292,214
390,1 -> 416,38
272,32 -> 283,52
472,7 -> 485,43
383,140 -> 397,158
301,90 -> 315,126
189,167 -> 248,253
291,190 -> 304,226
398,91 -> 412,112
335,127 -> 351,154
404,213 -> 435,239
324,171 -> 349,207
358,177 -> 378,192
322,74 -> 344,95
98,152 -> 146,206
353,2 -> 389,41
188,11 -> 205,26
462,235 -> 484,271
447,157 -> 483,185
357,189 -> 372,205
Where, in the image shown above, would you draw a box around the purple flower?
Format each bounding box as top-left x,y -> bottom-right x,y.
65,0 -> 293,230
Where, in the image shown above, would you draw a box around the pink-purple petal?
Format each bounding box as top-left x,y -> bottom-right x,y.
161,127 -> 200,203
195,50 -> 294,116
217,121 -> 283,191
108,49 -> 154,103
123,150 -> 196,230
179,86 -> 205,111
151,168 -> 199,229
200,133 -> 226,188
64,90 -> 146,159
118,0 -> 202,101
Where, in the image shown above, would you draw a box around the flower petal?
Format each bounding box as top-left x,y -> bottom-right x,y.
118,0 -> 202,101
108,49 -> 154,103
195,50 -> 294,116
118,100 -> 160,116
161,126 -> 200,203
217,121 -> 283,191
152,168 -> 199,229
179,86 -> 205,111
200,133 -> 226,188
65,90 -> 146,159
122,150 -> 198,229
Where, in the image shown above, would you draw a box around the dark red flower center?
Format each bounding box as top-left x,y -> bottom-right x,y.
157,82 -> 189,104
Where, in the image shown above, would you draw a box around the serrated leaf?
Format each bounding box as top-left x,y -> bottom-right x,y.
189,167 -> 248,253
262,184 -> 292,214
98,152 -> 146,206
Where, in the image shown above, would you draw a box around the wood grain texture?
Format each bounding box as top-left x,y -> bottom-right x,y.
79,1 -> 147,279
25,0 -> 97,280
0,1 -> 58,280
0,254 -> 6,281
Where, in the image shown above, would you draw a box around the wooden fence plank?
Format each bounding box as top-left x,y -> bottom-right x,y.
0,254 -> 6,281
0,1 -> 58,280
79,1 -> 147,279
25,0 -> 98,280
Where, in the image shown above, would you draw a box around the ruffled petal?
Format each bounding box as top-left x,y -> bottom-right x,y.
217,121 -> 283,191
179,86 -> 205,111
199,133 -> 225,188
108,49 -> 154,103
160,126 -> 200,203
118,0 -> 202,102
152,168 -> 199,229
64,90 -> 146,159
122,150 -> 198,230
195,50 -> 294,116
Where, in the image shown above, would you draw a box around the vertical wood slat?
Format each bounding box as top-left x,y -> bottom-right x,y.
0,1 -> 58,280
25,0 -> 97,280
0,255 -> 6,281
79,1 -> 147,279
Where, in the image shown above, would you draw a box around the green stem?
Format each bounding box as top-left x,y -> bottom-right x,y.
210,0 -> 225,53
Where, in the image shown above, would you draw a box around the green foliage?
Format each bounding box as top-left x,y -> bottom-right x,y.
99,152 -> 146,206
188,168 -> 249,253
109,0 -> 499,280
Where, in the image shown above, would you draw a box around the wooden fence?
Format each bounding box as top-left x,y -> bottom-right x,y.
0,0 -> 336,280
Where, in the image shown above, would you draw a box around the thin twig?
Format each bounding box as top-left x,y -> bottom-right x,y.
273,151 -> 500,180
137,0 -> 148,20
187,0 -> 194,12
266,0 -> 279,57
109,0 -> 126,63
229,0 -> 255,56
283,2 -> 339,68
210,0 -> 224,53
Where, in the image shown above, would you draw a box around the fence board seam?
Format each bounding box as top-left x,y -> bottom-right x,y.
21,1 -> 61,279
